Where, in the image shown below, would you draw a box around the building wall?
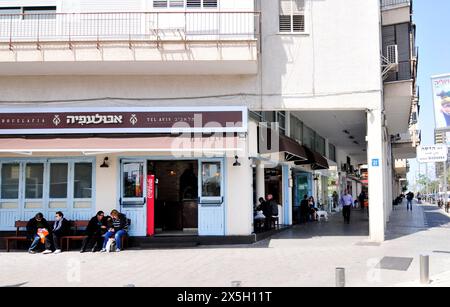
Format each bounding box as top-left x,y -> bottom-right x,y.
259,0 -> 382,111
0,0 -> 382,112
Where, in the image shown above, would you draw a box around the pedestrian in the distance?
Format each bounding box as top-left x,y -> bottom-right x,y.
341,191 -> 353,224
358,191 -> 366,212
406,191 -> 414,211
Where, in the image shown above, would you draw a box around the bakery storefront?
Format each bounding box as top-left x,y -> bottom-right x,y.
0,107 -> 250,238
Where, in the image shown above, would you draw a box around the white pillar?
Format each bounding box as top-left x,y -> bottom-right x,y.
256,161 -> 265,200
367,108 -> 386,242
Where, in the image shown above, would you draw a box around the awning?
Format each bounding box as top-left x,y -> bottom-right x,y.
258,130 -> 308,162
295,147 -> 330,170
0,136 -> 243,154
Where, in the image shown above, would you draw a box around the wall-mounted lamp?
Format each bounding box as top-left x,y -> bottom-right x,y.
233,155 -> 241,167
100,157 -> 110,168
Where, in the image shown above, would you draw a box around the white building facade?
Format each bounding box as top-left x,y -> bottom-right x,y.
0,0 -> 418,242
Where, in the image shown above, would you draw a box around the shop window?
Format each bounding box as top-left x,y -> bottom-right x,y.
1,163 -> 20,199
315,135 -> 326,156
290,114 -> 303,143
277,111 -> 286,136
249,111 -> 263,122
50,163 -> 68,199
302,125 -> 315,150
329,143 -> 337,162
262,111 -> 276,124
25,163 -> 44,199
201,162 -> 221,197
123,162 -> 144,198
74,163 -> 93,199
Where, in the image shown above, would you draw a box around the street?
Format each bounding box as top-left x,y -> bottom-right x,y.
2,201 -> 450,287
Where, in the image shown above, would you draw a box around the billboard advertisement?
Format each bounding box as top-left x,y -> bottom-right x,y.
433,74 -> 450,130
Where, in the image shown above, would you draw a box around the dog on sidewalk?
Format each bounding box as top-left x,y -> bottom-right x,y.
316,210 -> 329,222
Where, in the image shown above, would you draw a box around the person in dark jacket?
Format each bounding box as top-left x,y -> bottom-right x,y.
406,191 -> 414,211
358,191 -> 367,212
258,196 -> 273,230
27,212 -> 52,254
80,211 -> 107,253
299,195 -> 309,223
101,210 -> 128,253
257,197 -> 271,219
50,211 -> 71,254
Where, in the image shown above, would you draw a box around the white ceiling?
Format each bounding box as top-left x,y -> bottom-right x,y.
292,110 -> 367,159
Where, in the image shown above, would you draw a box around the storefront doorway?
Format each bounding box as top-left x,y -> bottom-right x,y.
265,168 -> 283,205
120,158 -> 225,237
149,160 -> 199,236
292,172 -> 312,224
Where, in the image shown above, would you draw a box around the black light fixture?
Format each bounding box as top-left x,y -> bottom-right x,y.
100,157 -> 110,168
233,155 -> 241,167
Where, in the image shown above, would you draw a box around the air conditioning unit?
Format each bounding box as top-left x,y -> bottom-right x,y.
386,45 -> 399,71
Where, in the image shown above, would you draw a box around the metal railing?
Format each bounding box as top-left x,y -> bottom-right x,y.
0,11 -> 260,44
381,0 -> 411,9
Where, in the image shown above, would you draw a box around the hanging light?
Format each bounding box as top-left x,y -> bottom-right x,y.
100,157 -> 109,168
233,156 -> 241,167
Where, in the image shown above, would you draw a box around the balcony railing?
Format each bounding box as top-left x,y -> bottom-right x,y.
0,11 -> 260,45
381,0 -> 412,9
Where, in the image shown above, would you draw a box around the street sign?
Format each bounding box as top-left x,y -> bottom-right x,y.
417,145 -> 448,163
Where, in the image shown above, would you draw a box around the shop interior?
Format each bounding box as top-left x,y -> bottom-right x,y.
148,160 -> 199,236
265,167 -> 283,205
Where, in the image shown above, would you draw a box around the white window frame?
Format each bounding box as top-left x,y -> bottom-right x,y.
120,159 -> 147,206
0,158 -> 95,221
153,0 -> 219,10
278,0 -> 310,35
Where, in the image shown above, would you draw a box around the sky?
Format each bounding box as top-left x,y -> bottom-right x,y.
407,0 -> 450,187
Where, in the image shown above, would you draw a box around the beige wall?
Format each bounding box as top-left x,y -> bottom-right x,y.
95,155 -> 119,215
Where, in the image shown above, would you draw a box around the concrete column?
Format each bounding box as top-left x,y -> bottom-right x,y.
256,161 -> 265,200
386,146 -> 394,223
281,165 -> 293,225
367,108 -> 386,242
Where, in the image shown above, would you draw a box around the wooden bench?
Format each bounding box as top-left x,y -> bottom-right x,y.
4,221 -> 29,252
62,219 -> 131,251
61,220 -> 89,251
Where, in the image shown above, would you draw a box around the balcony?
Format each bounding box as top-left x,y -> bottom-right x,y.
381,0 -> 411,10
0,11 -> 260,75
394,159 -> 409,179
392,130 -> 420,159
381,0 -> 412,26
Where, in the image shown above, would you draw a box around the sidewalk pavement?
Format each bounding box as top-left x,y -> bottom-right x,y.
2,201 -> 450,287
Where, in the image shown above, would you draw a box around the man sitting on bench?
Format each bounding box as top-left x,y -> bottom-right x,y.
27,213 -> 52,254
51,211 -> 70,254
80,211 -> 107,253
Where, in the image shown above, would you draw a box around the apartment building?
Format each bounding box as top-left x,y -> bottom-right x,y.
0,0 -> 419,242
